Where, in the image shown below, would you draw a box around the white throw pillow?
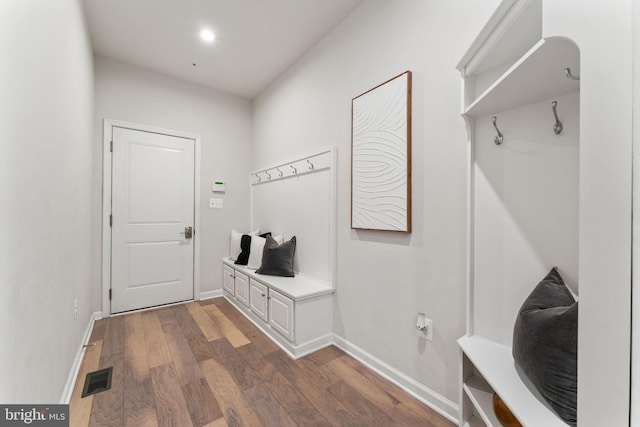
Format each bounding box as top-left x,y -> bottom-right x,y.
247,234 -> 285,269
247,235 -> 267,269
229,229 -> 259,260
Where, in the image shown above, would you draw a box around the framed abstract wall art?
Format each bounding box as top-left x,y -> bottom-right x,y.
351,70 -> 412,232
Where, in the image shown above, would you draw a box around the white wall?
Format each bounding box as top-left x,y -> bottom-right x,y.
543,2 -> 633,425
252,0 -> 500,416
474,92 -> 580,346
0,0 -> 94,402
633,0 -> 640,423
252,160 -> 334,282
92,56 -> 253,310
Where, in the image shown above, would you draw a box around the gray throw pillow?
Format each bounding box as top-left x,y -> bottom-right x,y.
256,236 -> 296,277
512,267 -> 577,427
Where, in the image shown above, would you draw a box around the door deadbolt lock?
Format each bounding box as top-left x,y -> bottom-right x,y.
181,226 -> 193,239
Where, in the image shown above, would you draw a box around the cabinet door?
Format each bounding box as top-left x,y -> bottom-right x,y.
223,265 -> 235,295
234,271 -> 249,307
249,279 -> 269,322
269,289 -> 294,341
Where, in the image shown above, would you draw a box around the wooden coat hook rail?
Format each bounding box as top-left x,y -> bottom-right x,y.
251,149 -> 333,185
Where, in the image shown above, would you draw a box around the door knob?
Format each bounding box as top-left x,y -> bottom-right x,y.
180,226 -> 193,239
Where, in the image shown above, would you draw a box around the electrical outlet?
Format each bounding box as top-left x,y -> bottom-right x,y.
74,298 -> 78,320
422,318 -> 433,341
416,313 -> 433,341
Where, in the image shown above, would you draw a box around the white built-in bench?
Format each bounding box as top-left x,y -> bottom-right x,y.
222,257 -> 334,358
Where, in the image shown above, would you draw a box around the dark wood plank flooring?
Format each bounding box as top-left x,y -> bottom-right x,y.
70,298 -> 454,427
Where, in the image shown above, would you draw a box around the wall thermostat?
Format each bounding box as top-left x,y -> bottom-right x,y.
212,181 -> 226,193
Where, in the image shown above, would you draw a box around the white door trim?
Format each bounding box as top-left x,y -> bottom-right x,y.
102,119 -> 201,316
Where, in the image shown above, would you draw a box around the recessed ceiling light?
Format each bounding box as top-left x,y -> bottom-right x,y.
200,29 -> 215,43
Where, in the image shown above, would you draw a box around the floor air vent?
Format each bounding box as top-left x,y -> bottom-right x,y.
81,367 -> 113,398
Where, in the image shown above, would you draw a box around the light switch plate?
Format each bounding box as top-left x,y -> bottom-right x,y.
210,198 -> 223,209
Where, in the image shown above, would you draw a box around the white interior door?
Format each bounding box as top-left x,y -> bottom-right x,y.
111,126 -> 195,313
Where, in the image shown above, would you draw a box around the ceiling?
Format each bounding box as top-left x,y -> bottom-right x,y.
83,0 -> 365,99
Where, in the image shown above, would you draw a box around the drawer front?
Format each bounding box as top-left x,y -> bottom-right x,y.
223,265 -> 235,294
234,271 -> 249,307
268,289 -> 294,341
249,279 -> 268,322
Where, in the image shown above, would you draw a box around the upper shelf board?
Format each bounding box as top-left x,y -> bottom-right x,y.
457,0 -> 541,77
464,38 -> 580,118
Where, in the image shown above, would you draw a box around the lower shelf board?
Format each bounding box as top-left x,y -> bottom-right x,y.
459,335 -> 568,427
463,415 -> 487,427
463,376 -> 500,427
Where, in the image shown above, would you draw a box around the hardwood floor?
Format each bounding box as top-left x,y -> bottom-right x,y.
70,298 -> 454,427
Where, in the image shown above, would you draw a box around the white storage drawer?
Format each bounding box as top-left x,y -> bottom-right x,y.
223,264 -> 235,294
222,258 -> 333,357
234,271 -> 249,307
249,279 -> 268,322
268,289 -> 294,341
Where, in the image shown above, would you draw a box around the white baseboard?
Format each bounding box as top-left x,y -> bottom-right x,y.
331,334 -> 459,423
294,334 -> 334,358
59,312 -> 99,404
199,289 -> 223,300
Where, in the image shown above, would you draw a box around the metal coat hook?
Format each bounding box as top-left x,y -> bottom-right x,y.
265,171 -> 271,180
290,165 -> 297,174
307,159 -> 314,170
276,167 -> 283,177
551,101 -> 563,135
255,173 -> 262,182
564,67 -> 580,80
492,116 -> 504,145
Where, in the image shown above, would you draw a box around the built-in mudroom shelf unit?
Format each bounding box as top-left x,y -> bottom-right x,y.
223,148 -> 337,358
457,0 -> 581,426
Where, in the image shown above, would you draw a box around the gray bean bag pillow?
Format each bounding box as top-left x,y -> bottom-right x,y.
512,267 -> 577,426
